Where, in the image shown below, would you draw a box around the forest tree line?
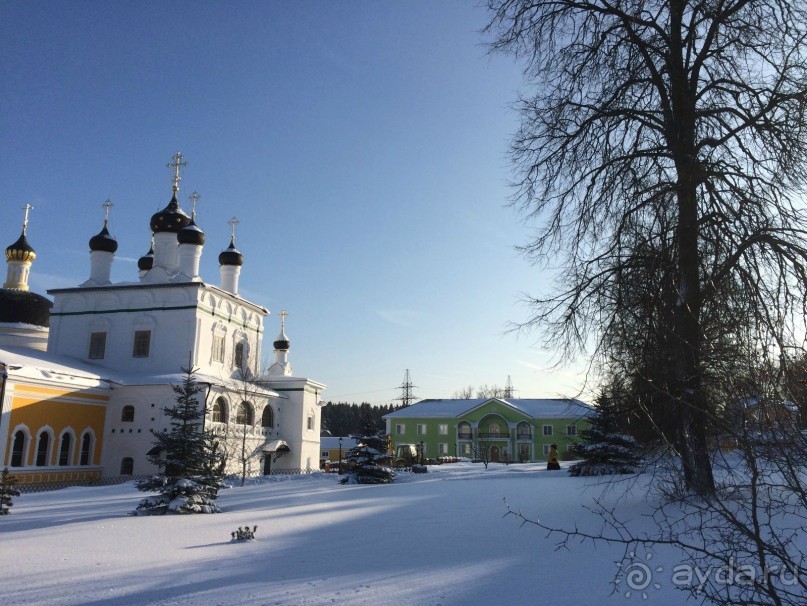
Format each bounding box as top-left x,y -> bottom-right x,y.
321,402 -> 406,437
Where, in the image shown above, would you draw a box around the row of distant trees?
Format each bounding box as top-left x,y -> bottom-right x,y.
321,402 -> 404,437
452,384 -> 512,399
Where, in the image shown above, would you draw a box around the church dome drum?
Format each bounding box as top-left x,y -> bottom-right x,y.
150,194 -> 191,233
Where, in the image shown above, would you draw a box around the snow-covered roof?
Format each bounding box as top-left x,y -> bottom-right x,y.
0,345 -> 107,387
383,398 -> 594,420
0,345 -> 282,396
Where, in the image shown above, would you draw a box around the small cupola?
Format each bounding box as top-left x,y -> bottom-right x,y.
84,200 -> 118,286
267,309 -> 293,377
4,204 -> 36,291
218,236 -> 243,267
138,239 -> 155,272
274,310 -> 290,351
89,200 -> 118,254
176,191 -> 205,281
177,216 -> 205,246
219,216 -> 243,294
5,231 -> 35,262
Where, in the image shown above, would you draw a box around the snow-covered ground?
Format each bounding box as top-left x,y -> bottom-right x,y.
4,463 -> 697,605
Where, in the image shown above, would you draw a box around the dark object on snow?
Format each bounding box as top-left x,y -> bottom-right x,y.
546,444 -> 561,470
231,525 -> 257,541
412,464 -> 428,474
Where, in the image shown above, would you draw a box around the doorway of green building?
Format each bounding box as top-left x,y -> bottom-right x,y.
490,445 -> 500,462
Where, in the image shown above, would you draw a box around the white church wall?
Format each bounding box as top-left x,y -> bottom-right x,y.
266,377 -> 326,472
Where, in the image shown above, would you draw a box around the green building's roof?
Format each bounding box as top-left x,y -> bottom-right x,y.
383,398 -> 593,420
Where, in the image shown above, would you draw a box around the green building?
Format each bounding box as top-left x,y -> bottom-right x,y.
383,398 -> 593,463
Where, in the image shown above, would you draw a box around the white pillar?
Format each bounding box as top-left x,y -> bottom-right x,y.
178,244 -> 202,280
220,264 -> 241,294
153,232 -> 179,274
89,250 -> 114,284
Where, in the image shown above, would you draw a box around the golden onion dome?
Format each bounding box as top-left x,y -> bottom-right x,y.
5,232 -> 36,262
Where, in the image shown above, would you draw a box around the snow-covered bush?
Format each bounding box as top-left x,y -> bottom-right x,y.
231,525 -> 257,541
568,408 -> 641,477
0,467 -> 20,515
343,434 -> 395,484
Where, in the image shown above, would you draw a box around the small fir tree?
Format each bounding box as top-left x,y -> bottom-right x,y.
568,403 -> 642,477
135,360 -> 226,514
0,467 -> 20,515
343,433 -> 395,484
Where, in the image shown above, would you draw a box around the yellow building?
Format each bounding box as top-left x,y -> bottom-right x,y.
1,357 -> 109,484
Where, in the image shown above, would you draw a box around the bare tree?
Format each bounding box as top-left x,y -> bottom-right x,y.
487,0 -> 807,498
472,430 -> 492,469
476,384 -> 505,399
215,360 -> 267,487
452,385 -> 475,399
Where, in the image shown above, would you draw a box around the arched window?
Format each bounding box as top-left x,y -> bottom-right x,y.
236,401 -> 253,426
121,405 -> 135,423
488,423 -> 500,436
36,432 -> 51,466
80,432 -> 93,465
10,431 -> 26,467
212,397 -> 228,423
261,405 -> 274,428
458,421 -> 472,439
58,433 -> 72,466
120,457 -> 134,475
235,342 -> 246,369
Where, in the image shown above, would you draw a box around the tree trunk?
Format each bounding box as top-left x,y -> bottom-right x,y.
668,1 -> 715,497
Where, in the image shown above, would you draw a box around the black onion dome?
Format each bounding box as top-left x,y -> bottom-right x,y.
273,335 -> 290,351
218,238 -> 243,266
149,194 -> 191,233
0,289 -> 51,327
177,216 -> 206,246
5,232 -> 36,262
137,243 -> 154,271
89,223 -> 118,253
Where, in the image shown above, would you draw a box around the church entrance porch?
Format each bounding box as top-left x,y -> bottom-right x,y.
490,445 -> 500,462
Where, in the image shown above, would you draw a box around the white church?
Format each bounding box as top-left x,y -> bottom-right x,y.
0,153 -> 326,485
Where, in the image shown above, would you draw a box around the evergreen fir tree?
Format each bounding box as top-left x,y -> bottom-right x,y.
0,467 -> 20,515
343,433 -> 395,484
569,400 -> 642,477
135,359 -> 226,514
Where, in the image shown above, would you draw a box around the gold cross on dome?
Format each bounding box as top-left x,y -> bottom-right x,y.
188,191 -> 200,218
280,309 -> 288,330
21,203 -> 33,234
228,216 -> 239,241
167,152 -> 187,193
102,199 -> 113,224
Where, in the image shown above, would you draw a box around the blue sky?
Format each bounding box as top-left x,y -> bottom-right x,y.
1,1 -> 587,404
